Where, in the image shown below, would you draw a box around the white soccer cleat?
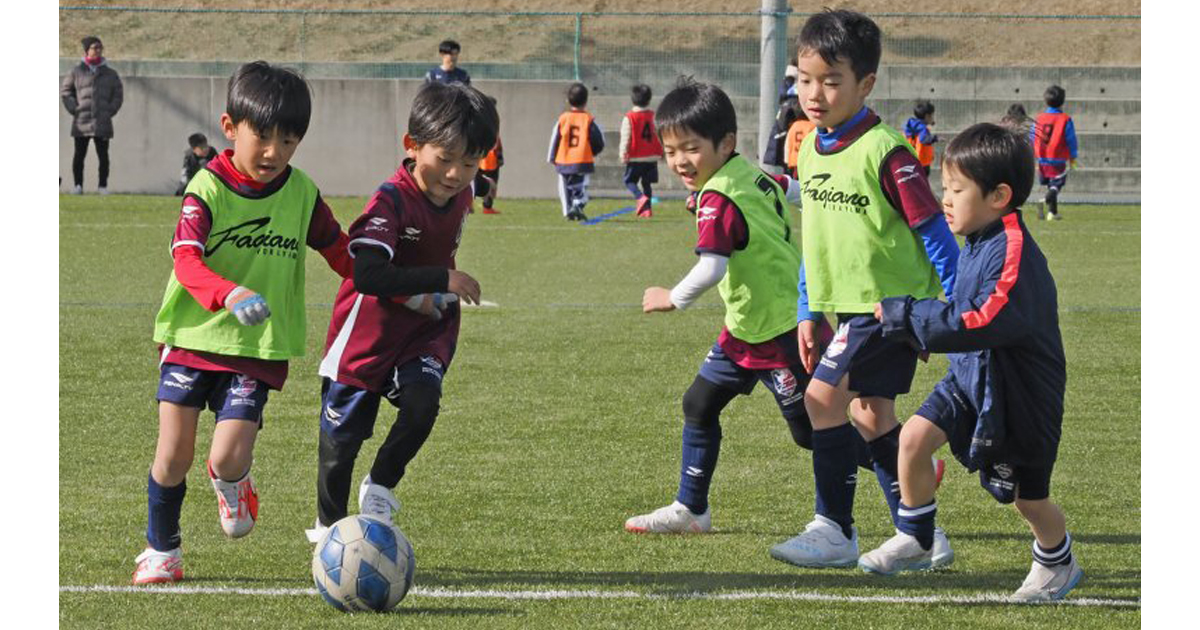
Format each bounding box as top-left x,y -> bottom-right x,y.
358,475 -> 401,524
305,518 -> 329,544
769,515 -> 859,568
98,187 -> 110,195
624,500 -> 712,534
70,184 -> 83,195
931,527 -> 954,568
209,461 -> 258,538
1011,557 -> 1083,602
132,547 -> 183,585
858,531 -> 933,575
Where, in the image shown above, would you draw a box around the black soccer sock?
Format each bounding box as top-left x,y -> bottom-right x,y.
675,376 -> 738,514
369,383 -> 442,489
316,430 -> 363,526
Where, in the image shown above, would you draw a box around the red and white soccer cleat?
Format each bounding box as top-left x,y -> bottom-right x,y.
933,457 -> 946,490
209,460 -> 259,538
635,195 -> 652,218
132,547 -> 183,585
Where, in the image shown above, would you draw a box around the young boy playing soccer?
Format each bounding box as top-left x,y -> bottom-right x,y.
861,123 -> 1081,602
548,82 -> 604,221
136,61 -> 353,584
619,84 -> 663,218
307,81 -> 498,539
1030,85 -> 1078,221
625,78 -> 815,535
769,9 -> 960,569
904,99 -> 939,177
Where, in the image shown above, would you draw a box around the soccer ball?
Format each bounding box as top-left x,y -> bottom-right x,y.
311,515 -> 415,612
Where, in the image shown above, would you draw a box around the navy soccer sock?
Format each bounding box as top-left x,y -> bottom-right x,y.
625,181 -> 643,199
897,500 -> 937,550
1034,532 -> 1073,567
147,473 -> 186,551
853,431 -> 875,470
868,425 -> 902,527
812,423 -> 858,538
675,420 -> 722,514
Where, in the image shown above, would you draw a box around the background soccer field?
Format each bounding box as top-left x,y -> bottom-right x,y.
59,196 -> 1140,628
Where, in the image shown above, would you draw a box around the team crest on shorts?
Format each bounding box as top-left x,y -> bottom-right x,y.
771,369 -> 798,397
229,375 -> 258,398
826,323 -> 850,358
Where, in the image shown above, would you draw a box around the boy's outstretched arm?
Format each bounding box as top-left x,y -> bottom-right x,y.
880,147 -> 960,299
879,230 -> 1028,353
644,253 -> 728,313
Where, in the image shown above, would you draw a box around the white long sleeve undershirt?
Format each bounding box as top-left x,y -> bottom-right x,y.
669,253 -> 728,310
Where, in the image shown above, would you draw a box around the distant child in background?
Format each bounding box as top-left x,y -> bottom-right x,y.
424,39 -> 471,85
774,9 -> 960,570
548,82 -> 604,221
175,133 -> 218,196
1000,103 -> 1033,138
475,95 -> 503,214
864,124 -> 1081,602
136,61 -> 353,585
620,84 -> 663,218
1031,85 -> 1078,221
904,99 -> 939,176
784,102 -> 816,178
309,82 -> 497,540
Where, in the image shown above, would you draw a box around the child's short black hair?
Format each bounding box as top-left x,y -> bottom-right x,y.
226,60 -> 312,139
81,36 -> 102,52
1044,84 -> 1066,109
439,39 -> 461,55
943,123 -> 1034,211
1006,103 -> 1028,119
408,82 -> 499,158
914,99 -> 935,120
797,9 -> 881,81
655,77 -> 737,148
567,83 -> 589,108
631,84 -> 652,108
188,133 -> 208,148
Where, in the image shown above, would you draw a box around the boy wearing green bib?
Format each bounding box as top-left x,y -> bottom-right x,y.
134,62 -> 353,585
625,79 -> 821,535
768,10 -> 961,569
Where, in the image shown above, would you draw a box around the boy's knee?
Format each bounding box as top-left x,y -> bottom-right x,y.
682,376 -> 736,426
899,417 -> 942,460
396,383 -> 442,427
152,454 -> 193,483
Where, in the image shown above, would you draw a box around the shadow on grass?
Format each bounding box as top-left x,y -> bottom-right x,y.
394,605 -> 520,617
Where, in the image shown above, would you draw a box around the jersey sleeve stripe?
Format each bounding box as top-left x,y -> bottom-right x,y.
961,212 -> 1023,330
347,238 -> 394,260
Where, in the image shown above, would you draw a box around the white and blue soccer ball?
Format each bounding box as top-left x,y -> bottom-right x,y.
311,515 -> 415,612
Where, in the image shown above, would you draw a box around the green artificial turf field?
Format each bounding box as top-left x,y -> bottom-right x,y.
59,195 -> 1140,628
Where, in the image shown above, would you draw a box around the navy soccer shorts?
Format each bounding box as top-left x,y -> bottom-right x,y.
697,342 -> 808,413
623,162 -> 659,186
812,314 -> 919,399
916,376 -> 1053,502
156,363 -> 270,425
319,355 -> 447,442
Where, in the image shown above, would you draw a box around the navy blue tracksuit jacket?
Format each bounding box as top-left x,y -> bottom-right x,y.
880,211 -> 1066,470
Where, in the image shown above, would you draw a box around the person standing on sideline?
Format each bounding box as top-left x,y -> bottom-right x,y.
62,36 -> 123,194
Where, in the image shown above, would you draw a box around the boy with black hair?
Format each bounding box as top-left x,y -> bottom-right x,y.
626,77 -> 812,534
862,123 -> 1081,602
770,9 -> 960,569
548,82 -> 604,221
136,61 -> 353,584
620,84 -> 663,218
1031,85 -> 1077,221
307,81 -> 497,540
425,39 -> 471,85
904,99 -> 938,176
175,132 -> 218,196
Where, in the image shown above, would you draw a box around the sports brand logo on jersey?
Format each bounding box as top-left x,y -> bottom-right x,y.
323,405 -> 344,427
400,227 -> 422,242
181,203 -> 202,220
771,369 -> 798,397
894,164 -> 922,184
697,206 -> 719,223
825,323 -> 850,358
365,217 -> 389,233
801,172 -> 870,215
206,217 -> 299,259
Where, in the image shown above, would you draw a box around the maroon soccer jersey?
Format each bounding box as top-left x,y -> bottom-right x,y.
319,160 -> 472,392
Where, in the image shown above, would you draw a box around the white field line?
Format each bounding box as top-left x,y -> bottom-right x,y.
59,584 -> 1139,607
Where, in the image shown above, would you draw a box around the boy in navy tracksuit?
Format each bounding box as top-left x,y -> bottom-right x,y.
859,124 -> 1081,602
